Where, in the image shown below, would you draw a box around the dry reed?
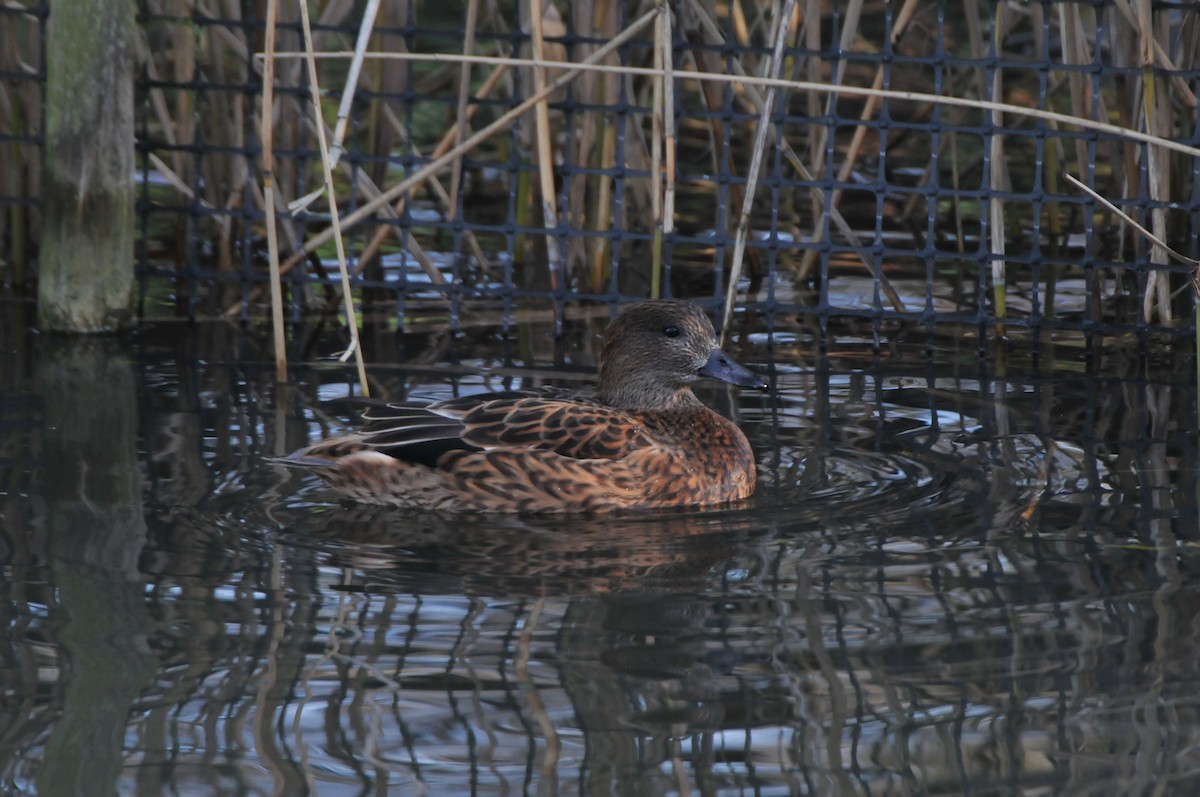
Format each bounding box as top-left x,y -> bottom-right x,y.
3,0 -> 1199,349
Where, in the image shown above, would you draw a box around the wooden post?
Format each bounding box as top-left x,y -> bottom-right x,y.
37,0 -> 137,332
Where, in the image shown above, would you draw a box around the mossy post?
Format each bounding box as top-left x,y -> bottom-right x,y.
37,0 -> 137,332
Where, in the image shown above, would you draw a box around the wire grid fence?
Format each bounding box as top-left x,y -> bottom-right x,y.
0,2 -> 43,289
2,0 -> 1200,344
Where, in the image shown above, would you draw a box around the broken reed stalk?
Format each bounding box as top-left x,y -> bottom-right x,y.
829,0 -> 920,211
297,0 -> 370,398
650,4 -> 664,300
989,3 -> 1009,336
589,111 -> 617,293
588,114 -> 616,293
720,0 -> 796,340
660,2 -> 676,301
580,0 -> 610,293
1139,0 -> 1172,325
448,0 -> 480,214
262,0 -> 286,383
1056,3 -> 1096,180
529,0 -> 564,300
327,0 -> 381,168
802,0 -> 862,201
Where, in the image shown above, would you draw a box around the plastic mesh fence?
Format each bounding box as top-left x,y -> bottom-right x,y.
3,0 -> 1200,343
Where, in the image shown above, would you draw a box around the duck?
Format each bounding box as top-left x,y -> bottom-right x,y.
273,300 -> 767,513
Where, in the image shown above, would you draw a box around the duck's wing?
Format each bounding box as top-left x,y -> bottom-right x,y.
346,403 -> 477,466
459,396 -> 650,459
354,391 -> 650,464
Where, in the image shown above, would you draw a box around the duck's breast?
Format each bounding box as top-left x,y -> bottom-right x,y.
633,408 -> 756,507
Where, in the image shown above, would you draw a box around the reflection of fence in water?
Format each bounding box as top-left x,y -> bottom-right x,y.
125,508 -> 1200,794
2,314 -> 1195,791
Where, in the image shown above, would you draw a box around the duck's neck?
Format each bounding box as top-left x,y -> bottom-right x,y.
598,381 -> 702,412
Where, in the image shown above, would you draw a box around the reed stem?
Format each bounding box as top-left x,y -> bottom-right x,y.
298,0 -> 370,397
262,0 -> 286,383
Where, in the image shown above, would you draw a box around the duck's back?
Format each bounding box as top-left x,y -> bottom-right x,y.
285,390 -> 755,513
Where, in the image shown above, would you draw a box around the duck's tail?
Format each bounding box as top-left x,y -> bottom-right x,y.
263,451 -> 341,470
265,434 -> 376,470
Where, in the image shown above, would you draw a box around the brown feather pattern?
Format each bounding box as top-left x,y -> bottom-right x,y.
273,300 -> 767,513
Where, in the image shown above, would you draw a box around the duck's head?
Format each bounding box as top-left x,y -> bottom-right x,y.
597,300 -> 767,410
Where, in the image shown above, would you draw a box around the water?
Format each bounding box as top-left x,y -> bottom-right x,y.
2,311 -> 1199,795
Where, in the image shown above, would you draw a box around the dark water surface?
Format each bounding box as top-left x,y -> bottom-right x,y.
2,311 -> 1199,796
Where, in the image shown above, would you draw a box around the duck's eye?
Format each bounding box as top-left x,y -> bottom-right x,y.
662,325 -> 680,338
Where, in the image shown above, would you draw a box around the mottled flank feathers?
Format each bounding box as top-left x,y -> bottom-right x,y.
272,300 -> 767,513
